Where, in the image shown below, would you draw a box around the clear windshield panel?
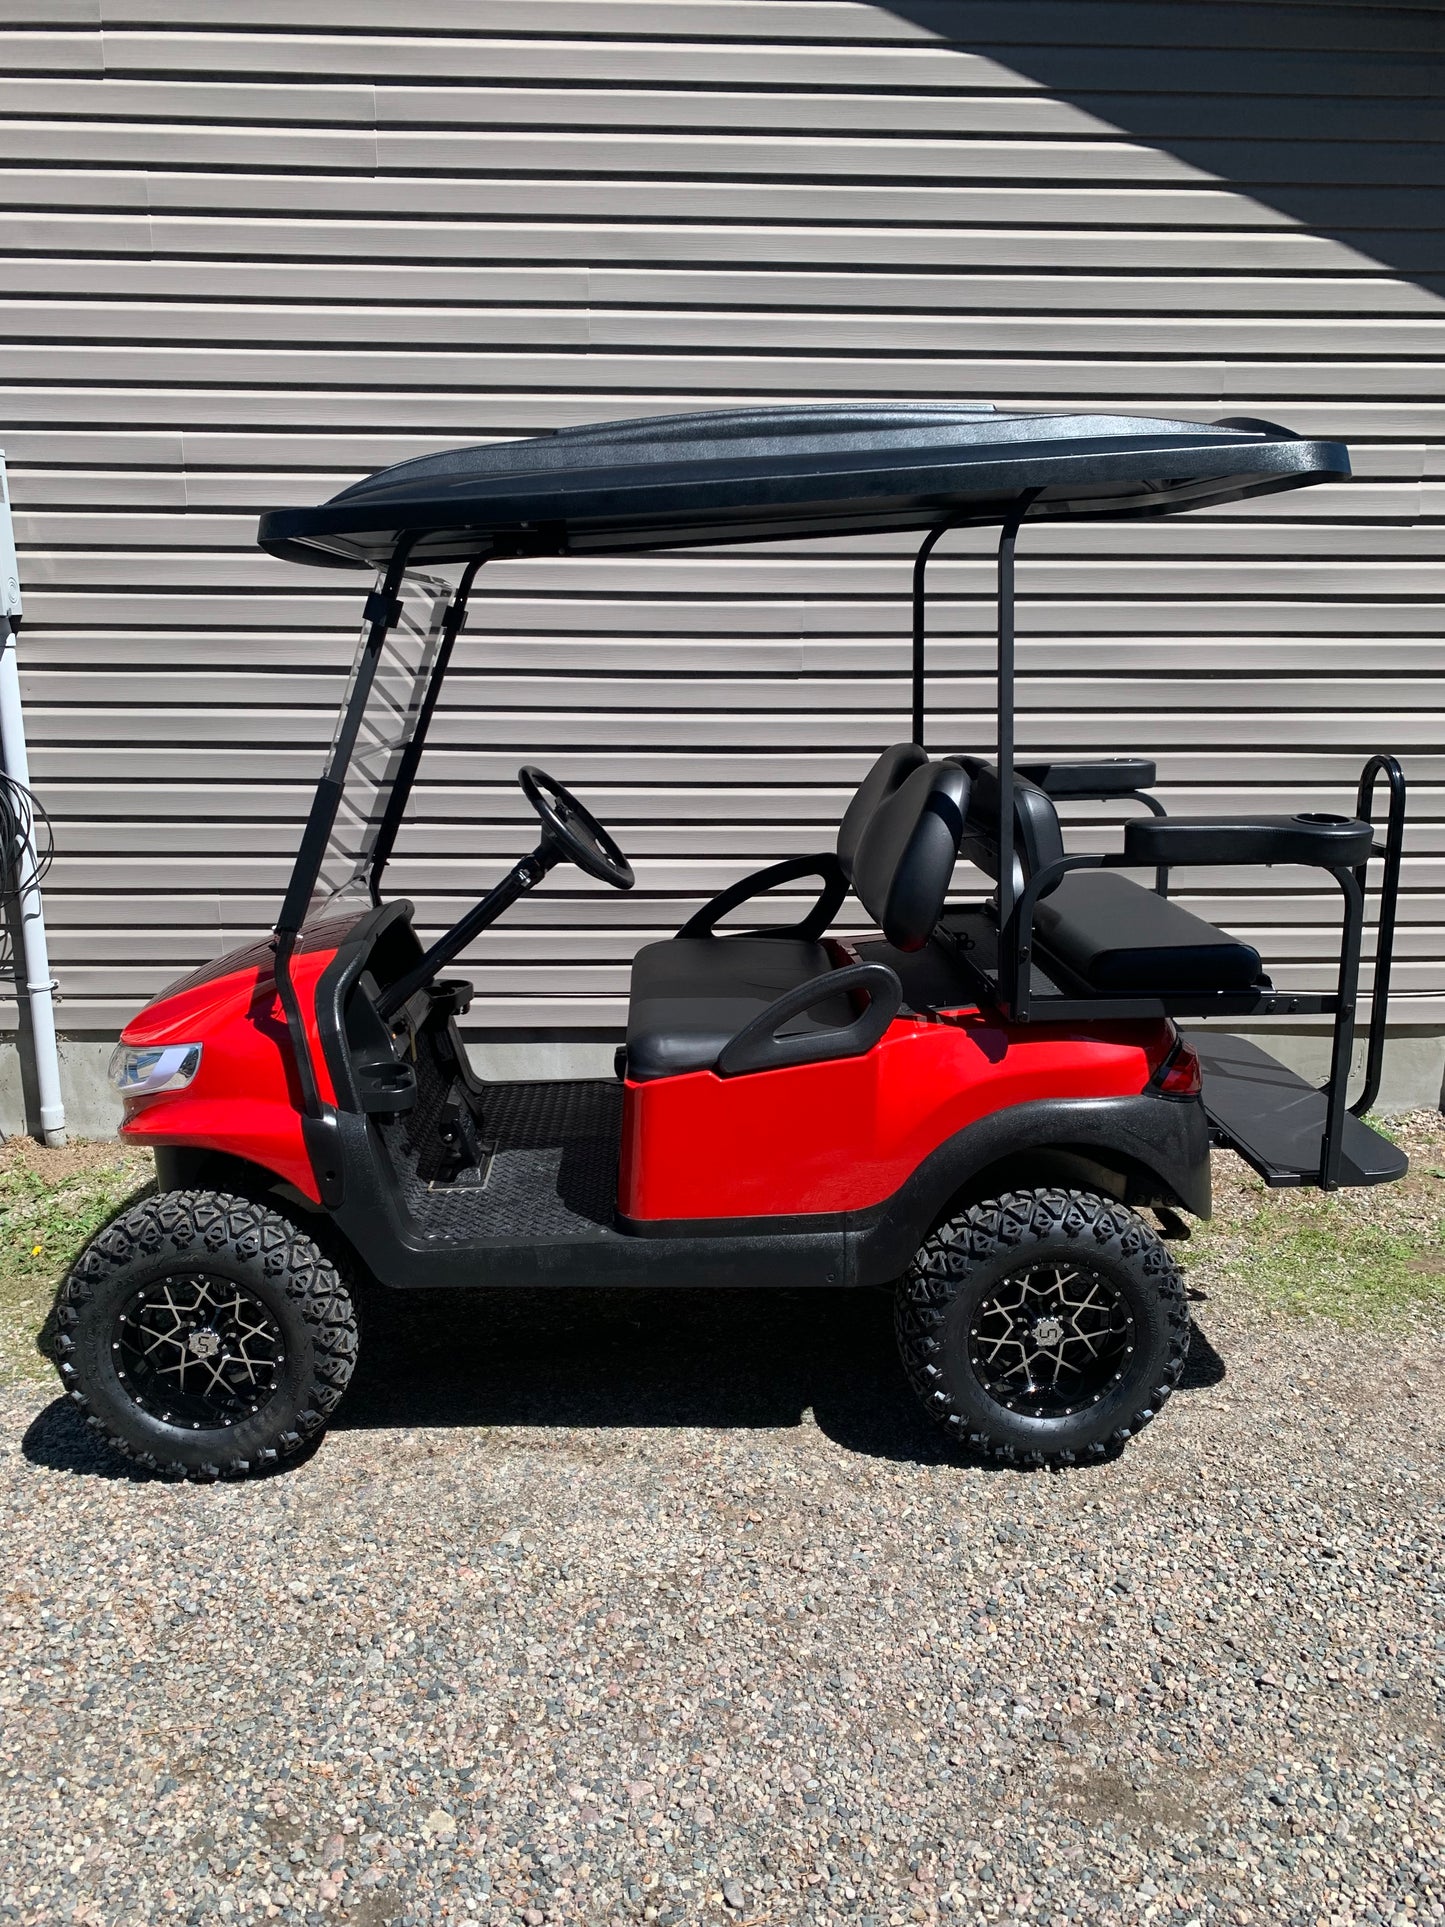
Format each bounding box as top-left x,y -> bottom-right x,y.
315,569 -> 454,906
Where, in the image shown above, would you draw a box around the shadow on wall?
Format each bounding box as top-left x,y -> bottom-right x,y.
874,1 -> 1445,290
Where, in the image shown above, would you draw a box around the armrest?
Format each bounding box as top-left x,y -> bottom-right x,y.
1123,813 -> 1374,870
714,962 -> 901,1078
677,852 -> 847,942
1017,758 -> 1158,800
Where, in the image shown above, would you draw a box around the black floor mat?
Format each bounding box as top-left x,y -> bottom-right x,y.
377,1078 -> 623,1243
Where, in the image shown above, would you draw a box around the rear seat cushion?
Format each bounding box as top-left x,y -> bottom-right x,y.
625,936 -> 854,1081
1032,871 -> 1262,995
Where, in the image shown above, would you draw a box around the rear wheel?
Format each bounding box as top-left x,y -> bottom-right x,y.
895,1188 -> 1189,1465
53,1189 -> 358,1480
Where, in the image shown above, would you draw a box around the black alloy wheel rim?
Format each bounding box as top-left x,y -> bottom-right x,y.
967,1261 -> 1135,1418
112,1274 -> 284,1429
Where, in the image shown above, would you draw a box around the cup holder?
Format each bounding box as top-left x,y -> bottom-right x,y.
1294,812 -> 1348,824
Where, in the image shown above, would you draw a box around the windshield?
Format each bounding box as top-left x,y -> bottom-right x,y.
314,569 -> 454,907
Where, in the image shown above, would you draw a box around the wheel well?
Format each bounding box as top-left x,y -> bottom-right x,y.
149,1146 -> 366,1280
943,1143 -> 1186,1224
152,1145 -> 313,1209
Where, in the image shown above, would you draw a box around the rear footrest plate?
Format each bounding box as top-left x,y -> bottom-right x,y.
1186,1031 -> 1408,1189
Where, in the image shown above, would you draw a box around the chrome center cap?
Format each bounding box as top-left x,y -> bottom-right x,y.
1031,1315 -> 1065,1348
187,1328 -> 221,1360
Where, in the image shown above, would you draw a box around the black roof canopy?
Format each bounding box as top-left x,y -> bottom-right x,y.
257,403 -> 1349,571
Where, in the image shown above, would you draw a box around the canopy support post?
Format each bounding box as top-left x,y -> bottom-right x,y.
995,491 -> 1042,1014
910,523 -> 951,749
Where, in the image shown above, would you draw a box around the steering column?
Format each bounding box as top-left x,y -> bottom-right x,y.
377,766 -> 634,1019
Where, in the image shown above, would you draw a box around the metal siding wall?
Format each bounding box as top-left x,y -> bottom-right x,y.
1,0 -> 1442,1035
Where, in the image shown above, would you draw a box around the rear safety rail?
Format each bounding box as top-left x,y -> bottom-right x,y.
989,755 -> 1407,1192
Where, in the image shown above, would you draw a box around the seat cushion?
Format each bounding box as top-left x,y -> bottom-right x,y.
1031,871 -> 1262,995
625,936 -> 853,1081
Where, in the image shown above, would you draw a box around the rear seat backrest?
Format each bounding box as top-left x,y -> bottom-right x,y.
953,758 -> 1066,901
851,759 -> 970,951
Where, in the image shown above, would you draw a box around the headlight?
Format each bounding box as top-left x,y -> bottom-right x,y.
108,1043 -> 202,1098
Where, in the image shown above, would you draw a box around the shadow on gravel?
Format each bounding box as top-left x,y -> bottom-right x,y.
19,1398 -> 152,1481
16,1294 -> 1227,1478
334,1285 -> 1229,1467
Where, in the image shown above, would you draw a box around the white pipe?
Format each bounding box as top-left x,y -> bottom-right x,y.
0,451 -> 66,1144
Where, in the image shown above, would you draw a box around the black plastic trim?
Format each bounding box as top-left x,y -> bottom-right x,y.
846,1093 -> 1211,1285
1018,758 -> 1157,800
714,961 -> 902,1077
312,899 -> 421,1114
677,852 -> 847,943
1123,813 -> 1374,871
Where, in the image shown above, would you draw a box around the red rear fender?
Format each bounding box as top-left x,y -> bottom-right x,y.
620,1009 -> 1175,1222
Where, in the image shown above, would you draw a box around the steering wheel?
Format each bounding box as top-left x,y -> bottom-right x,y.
519,766 -> 635,891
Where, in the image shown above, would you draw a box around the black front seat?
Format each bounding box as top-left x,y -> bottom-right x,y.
625,754 -> 969,1079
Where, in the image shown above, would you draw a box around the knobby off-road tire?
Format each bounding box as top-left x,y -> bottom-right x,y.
895,1188 -> 1189,1466
53,1189 -> 358,1481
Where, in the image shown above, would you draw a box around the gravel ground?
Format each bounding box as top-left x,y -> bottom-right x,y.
2,1244 -> 1443,1927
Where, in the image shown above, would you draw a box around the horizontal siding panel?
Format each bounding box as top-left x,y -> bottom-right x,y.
16,669 -> 1445,713
19,635 -> 1445,675
10,76 -> 1445,141
6,390 -> 1445,441
31,781 -> 1445,819
19,707 -> 1445,753
19,553 -> 1445,598
14,258 -> 1445,319
25,749 -> 1445,787
85,7 -> 1445,55
22,595 -> 1445,639
8,218 -> 1425,276
7,348 -> 1445,402
13,299 -> 1445,354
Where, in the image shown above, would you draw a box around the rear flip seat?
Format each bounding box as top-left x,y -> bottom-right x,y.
954,760 -> 1264,997
1032,871 -> 1261,995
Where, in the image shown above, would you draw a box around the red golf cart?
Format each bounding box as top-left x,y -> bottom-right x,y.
54,404 -> 1407,1478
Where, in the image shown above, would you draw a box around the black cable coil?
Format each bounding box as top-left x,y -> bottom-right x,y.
0,770 -> 54,979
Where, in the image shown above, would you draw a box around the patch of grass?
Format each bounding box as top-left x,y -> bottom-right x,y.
1188,1201 -> 1444,1324
0,1138 -> 153,1384
1183,1108 -> 1445,1329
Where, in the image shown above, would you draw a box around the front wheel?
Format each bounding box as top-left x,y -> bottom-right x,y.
53,1190 -> 358,1480
895,1188 -> 1189,1465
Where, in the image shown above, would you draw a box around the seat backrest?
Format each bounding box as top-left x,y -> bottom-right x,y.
836,742 -> 928,880
851,759 -> 970,951
954,757 -> 1067,900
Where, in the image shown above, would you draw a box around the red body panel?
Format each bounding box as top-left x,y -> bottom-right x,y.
619,1008 -> 1173,1222
116,920 -> 353,1203
118,905 -> 1174,1232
